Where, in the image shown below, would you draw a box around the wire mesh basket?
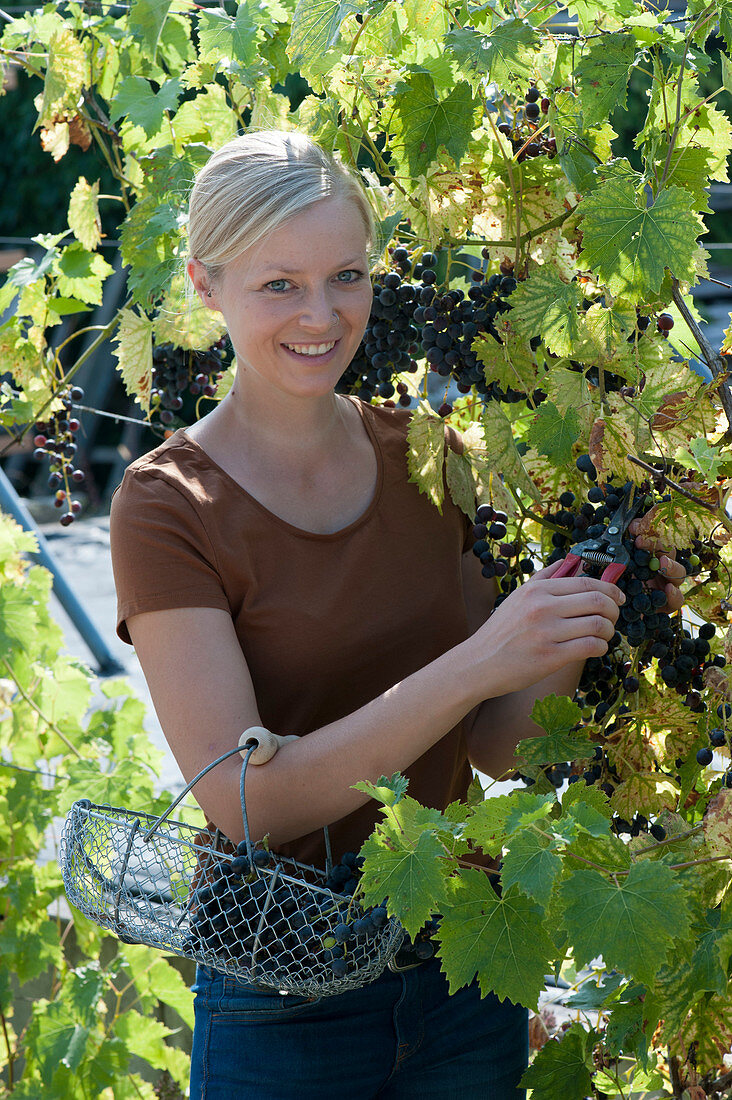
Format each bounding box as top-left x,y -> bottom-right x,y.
59,737 -> 404,998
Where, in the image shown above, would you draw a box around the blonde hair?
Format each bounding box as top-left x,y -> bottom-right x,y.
187,130 -> 377,281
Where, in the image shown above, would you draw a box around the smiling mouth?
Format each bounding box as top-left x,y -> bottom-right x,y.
283,341 -> 337,356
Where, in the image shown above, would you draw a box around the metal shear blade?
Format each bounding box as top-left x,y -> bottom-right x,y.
554,487 -> 644,584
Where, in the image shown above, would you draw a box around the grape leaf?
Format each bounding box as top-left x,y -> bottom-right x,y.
68,177 -> 101,252
110,77 -> 181,139
703,788 -> 732,860
676,437 -> 729,482
406,407 -> 446,511
465,790 -> 555,856
352,772 -> 409,806
30,999 -> 91,1085
526,400 -> 580,466
480,404 -> 540,502
588,410 -> 646,487
500,829 -> 562,907
112,307 -> 154,414
579,178 -> 703,301
474,324 -> 538,395
358,828 -> 450,937
604,998 -> 658,1070
519,1022 -> 596,1100
444,20 -> 538,90
390,72 -> 476,176
575,33 -> 636,127
610,770 -> 679,819
544,367 -> 594,435
559,861 -> 690,985
674,993 -> 732,1069
438,873 -> 553,1007
508,264 -> 583,357
37,28 -> 89,129
287,0 -> 362,67
198,5 -> 260,67
54,245 -> 113,306
575,301 -> 636,361
445,447 -> 476,517
128,0 -> 172,60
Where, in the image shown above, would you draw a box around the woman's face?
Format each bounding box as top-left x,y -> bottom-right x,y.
196,196 -> 373,403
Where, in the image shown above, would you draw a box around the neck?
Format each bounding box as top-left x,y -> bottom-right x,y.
216,382 -> 350,460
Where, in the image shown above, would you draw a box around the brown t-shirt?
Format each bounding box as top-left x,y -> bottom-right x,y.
109,399 -> 474,868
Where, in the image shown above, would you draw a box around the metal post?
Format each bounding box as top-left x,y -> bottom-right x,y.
0,465 -> 124,675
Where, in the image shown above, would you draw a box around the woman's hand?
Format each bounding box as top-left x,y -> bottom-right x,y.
472,560 -> 625,696
627,521 -> 687,613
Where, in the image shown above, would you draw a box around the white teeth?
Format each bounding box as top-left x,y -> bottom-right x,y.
284,342 -> 336,356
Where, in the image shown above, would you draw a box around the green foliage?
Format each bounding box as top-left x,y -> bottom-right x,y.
0,513 -> 195,1094
2,0 -> 732,1094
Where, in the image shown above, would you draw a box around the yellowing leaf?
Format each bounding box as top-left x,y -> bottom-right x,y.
508,263 -> 583,357
68,177 -> 101,252
475,322 -> 538,395
610,771 -> 678,820
37,28 -> 89,129
588,413 -> 645,486
406,407 -> 446,512
113,308 -> 154,414
481,404 -> 540,502
445,447 -> 476,518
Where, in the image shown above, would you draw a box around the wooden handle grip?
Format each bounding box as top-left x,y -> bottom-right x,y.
238,726 -> 298,765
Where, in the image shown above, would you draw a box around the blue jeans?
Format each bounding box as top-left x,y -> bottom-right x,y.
190,959 -> 528,1099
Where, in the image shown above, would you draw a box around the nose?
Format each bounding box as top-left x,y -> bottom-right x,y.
298,286 -> 337,331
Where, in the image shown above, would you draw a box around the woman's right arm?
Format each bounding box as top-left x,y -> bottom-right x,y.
127,569 -> 623,848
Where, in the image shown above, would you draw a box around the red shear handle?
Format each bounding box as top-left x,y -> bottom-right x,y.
553,553 -> 582,578
600,562 -> 627,584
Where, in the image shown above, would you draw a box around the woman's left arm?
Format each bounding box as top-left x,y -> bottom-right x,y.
461,530 -> 687,779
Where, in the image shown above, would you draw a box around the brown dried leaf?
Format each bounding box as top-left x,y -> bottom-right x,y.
69,115 -> 92,151
651,391 -> 692,430
634,497 -> 731,550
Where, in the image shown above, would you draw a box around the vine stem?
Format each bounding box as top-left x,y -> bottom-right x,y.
625,453 -> 732,535
0,1009 -> 14,1089
1,657 -> 84,760
632,823 -> 703,854
670,278 -> 732,433
658,5 -> 717,192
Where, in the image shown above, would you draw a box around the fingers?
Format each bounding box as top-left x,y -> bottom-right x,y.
544,574 -> 626,606
656,554 -> 686,583
550,591 -> 622,627
554,613 -> 617,644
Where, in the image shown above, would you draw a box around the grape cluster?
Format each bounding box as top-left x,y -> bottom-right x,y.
471,502 -> 535,607
151,342 -> 226,426
32,385 -> 86,526
497,85 -> 557,162
184,844 -> 393,986
338,249 -> 539,410
337,251 -> 421,403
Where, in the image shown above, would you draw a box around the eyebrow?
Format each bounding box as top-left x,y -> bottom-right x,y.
258,256 -> 366,275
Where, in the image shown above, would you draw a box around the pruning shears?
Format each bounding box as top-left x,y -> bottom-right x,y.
553,486 -> 644,585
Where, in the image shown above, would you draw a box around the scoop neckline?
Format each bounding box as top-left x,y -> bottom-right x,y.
176,396 -> 385,540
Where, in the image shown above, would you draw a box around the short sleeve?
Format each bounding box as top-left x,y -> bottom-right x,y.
109,467 -> 230,644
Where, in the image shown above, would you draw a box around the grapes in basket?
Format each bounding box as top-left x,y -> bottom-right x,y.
183,843 -> 392,985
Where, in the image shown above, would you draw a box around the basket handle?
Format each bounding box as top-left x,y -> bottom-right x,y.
239,726 -> 299,764
142,727 -> 295,842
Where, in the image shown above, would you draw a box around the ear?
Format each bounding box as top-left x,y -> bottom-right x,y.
187,258 -> 219,309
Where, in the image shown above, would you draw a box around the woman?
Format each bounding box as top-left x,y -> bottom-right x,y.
109,130 -> 685,1099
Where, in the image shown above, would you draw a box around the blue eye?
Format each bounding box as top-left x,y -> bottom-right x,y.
336,269 -> 363,283
266,279 -> 291,293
